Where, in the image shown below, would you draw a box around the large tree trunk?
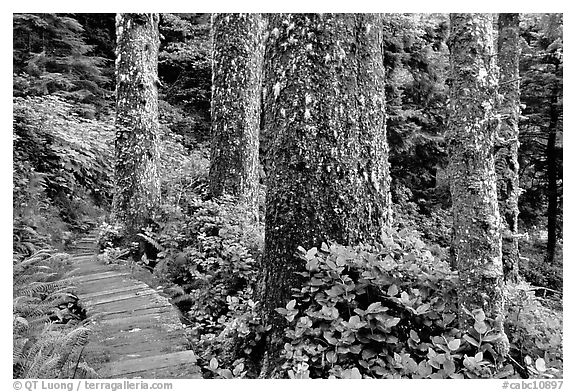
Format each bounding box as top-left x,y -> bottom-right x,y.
496,13 -> 521,282
447,13 -> 508,357
209,14 -> 265,217
260,13 -> 392,372
546,66 -> 560,265
113,13 -> 161,240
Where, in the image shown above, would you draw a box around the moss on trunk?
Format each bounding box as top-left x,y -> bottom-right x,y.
113,13 -> 161,240
259,13 -> 392,368
447,13 -> 508,357
209,13 -> 266,217
496,13 -> 521,282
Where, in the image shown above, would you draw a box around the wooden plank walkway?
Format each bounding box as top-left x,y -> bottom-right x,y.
68,232 -> 201,378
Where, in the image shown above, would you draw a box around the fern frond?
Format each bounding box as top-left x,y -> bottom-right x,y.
16,280 -> 71,297
16,271 -> 58,285
172,293 -> 194,306
13,316 -> 29,335
65,327 -> 91,348
73,362 -> 99,379
137,232 -> 164,251
54,327 -> 91,372
24,347 -> 50,378
38,355 -> 62,378
13,337 -> 30,365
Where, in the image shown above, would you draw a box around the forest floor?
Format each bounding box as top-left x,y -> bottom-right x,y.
67,232 -> 201,378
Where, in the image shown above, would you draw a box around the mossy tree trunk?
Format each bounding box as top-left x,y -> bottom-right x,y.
496,13 -> 521,282
546,64 -> 560,265
259,13 -> 392,371
208,14 -> 266,217
447,13 -> 509,356
113,13 -> 161,241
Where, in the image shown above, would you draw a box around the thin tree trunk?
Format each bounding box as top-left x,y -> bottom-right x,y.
260,13 -> 392,373
209,14 -> 266,217
496,13 -> 521,282
447,13 -> 508,357
546,67 -> 559,264
112,13 -> 161,240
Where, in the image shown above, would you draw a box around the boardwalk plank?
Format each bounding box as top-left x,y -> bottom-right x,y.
67,232 -> 196,378
98,351 -> 198,378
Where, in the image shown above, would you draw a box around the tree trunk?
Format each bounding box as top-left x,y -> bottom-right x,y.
496,13 -> 521,282
546,66 -> 559,265
260,13 -> 392,371
112,13 -> 161,240
209,14 -> 266,217
447,13 -> 508,357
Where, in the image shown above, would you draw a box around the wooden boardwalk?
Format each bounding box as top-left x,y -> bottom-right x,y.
68,233 -> 200,378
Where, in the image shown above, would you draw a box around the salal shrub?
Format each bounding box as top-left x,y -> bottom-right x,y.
276,229 -> 559,379
153,195 -> 264,372
505,282 -> 563,378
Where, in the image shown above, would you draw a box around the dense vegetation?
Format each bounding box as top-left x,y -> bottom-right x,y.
13,13 -> 562,379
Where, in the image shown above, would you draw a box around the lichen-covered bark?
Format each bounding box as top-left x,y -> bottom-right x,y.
447,13 -> 508,355
209,14 -> 265,216
546,65 -> 560,265
260,13 -> 392,353
113,13 -> 161,239
496,13 -> 521,282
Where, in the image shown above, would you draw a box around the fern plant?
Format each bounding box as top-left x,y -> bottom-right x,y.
13,249 -> 98,378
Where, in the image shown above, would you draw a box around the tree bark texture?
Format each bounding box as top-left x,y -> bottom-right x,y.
496,13 -> 521,282
260,13 -> 392,344
447,13 -> 508,355
546,65 -> 560,265
209,13 -> 266,216
113,13 -> 161,239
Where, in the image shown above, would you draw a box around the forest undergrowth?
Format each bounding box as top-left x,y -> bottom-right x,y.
12,92 -> 563,380
13,13 -> 563,380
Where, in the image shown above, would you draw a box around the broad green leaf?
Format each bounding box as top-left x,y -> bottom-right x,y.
323,331 -> 338,345
442,313 -> 456,326
535,358 -> 546,372
306,247 -> 318,260
366,302 -> 387,314
233,362 -> 244,376
209,357 -> 218,370
463,334 -> 479,347
286,299 -> 296,310
326,351 -> 337,363
306,257 -> 319,271
472,309 -> 486,322
443,359 -> 456,375
385,317 -> 401,328
345,367 -> 362,379
362,349 -> 377,360
387,284 -> 399,296
483,333 -> 501,342
447,339 -> 460,351
474,320 -> 487,334
418,360 -> 432,377
325,285 -> 345,297
348,315 -> 363,329
400,291 -> 411,304
416,303 -> 430,314
348,345 -> 362,354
